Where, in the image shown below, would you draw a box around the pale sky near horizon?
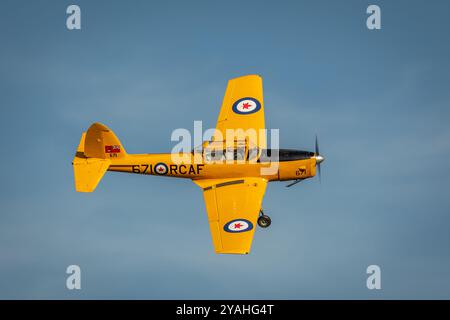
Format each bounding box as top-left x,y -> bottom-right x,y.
1,0 -> 450,299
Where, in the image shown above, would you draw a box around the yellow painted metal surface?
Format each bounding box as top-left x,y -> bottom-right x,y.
72,132 -> 111,192
213,74 -> 266,149
197,177 -> 267,254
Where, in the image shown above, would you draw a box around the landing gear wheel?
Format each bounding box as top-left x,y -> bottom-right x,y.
257,214 -> 271,228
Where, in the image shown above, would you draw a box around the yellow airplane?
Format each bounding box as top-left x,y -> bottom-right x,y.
72,75 -> 324,254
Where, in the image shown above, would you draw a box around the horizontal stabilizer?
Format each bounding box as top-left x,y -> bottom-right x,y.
72,132 -> 111,192
73,158 -> 111,192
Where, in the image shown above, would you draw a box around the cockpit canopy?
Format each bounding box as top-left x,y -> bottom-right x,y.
195,140 -> 259,162
193,140 -> 313,163
259,149 -> 315,162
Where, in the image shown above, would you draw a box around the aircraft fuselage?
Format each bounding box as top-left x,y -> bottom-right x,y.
107,150 -> 318,182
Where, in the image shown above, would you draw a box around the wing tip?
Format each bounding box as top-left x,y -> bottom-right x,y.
229,74 -> 262,82
215,250 -> 250,255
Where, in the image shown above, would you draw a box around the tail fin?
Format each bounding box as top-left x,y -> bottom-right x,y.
84,122 -> 127,159
72,123 -> 126,192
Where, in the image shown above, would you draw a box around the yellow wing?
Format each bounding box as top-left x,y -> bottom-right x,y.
193,177 -> 267,254
213,75 -> 266,149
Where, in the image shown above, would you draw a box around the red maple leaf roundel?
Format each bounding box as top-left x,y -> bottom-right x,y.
233,222 -> 243,229
241,102 -> 252,110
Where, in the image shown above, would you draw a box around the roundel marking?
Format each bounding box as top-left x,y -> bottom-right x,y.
223,218 -> 254,233
154,162 -> 168,175
232,97 -> 261,115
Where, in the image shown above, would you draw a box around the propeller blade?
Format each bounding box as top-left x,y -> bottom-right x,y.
318,162 -> 321,183
315,134 -> 319,155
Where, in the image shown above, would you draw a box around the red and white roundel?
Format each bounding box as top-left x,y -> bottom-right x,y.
224,219 -> 254,233
232,97 -> 261,115
154,163 -> 168,175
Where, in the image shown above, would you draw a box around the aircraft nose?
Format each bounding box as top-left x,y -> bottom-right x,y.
315,154 -> 325,164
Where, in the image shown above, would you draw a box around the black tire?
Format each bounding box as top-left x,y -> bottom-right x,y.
257,215 -> 271,228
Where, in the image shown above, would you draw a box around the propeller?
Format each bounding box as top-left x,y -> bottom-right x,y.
315,135 -> 324,183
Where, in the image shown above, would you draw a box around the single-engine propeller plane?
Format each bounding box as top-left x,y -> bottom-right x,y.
72,75 -> 324,254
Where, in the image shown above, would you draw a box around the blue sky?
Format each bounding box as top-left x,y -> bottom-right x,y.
1,0 -> 450,299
